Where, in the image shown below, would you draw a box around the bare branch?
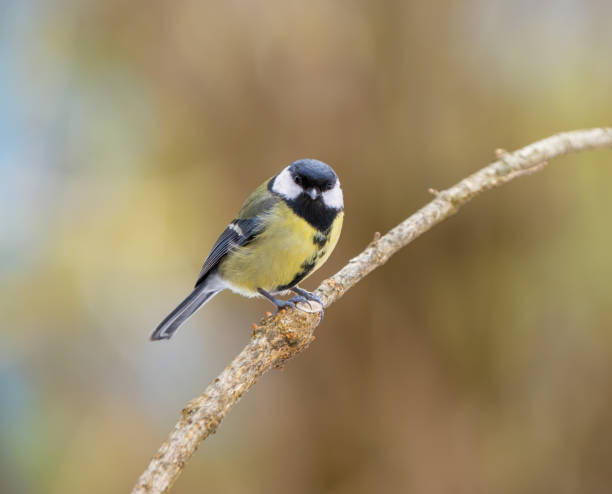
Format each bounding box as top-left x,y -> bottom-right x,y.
132,128 -> 612,494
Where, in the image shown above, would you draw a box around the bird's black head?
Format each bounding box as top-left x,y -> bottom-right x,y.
270,158 -> 343,231
288,159 -> 338,194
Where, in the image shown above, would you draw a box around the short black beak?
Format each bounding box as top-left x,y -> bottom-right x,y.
306,187 -> 320,200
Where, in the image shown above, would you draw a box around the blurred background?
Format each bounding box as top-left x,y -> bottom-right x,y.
1,1 -> 612,493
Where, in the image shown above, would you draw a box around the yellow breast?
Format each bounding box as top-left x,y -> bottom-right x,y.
218,203 -> 343,296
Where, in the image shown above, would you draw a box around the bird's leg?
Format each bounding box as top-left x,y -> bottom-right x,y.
289,286 -> 325,319
257,288 -> 296,312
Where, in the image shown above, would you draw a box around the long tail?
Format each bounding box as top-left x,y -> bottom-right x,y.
150,285 -> 221,341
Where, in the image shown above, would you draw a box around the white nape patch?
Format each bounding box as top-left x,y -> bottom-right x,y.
322,181 -> 344,210
271,167 -> 302,199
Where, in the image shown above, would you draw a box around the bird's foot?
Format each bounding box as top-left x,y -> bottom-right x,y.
273,298 -> 297,312
258,287 -> 325,318
290,287 -> 325,319
258,288 -> 296,313
288,295 -> 313,309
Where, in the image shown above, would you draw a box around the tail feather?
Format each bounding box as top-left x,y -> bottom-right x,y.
150,285 -> 220,341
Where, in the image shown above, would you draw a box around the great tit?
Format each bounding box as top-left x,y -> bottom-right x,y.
150,159 -> 344,341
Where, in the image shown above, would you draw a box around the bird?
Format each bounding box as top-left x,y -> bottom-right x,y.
150,158 -> 344,341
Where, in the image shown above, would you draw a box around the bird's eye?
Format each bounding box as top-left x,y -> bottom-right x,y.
294,175 -> 303,186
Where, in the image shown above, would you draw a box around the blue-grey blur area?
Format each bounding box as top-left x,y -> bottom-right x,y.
1,1 -> 612,493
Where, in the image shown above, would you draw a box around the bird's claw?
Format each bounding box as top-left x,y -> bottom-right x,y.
260,287 -> 325,319
289,288 -> 325,320
274,299 -> 296,312
288,295 -> 313,310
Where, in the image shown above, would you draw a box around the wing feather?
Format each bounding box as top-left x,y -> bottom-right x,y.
194,184 -> 278,287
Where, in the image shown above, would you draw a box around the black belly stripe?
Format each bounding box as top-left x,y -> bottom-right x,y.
275,226 -> 333,291
269,178 -> 341,232
313,231 -> 328,247
276,258 -> 317,291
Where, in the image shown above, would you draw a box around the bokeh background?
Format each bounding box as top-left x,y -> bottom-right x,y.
2,1 -> 612,493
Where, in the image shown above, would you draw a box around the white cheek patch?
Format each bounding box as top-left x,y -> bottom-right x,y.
322,181 -> 344,210
271,167 -> 302,199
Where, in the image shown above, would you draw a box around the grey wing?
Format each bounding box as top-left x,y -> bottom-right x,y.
194,217 -> 264,287
195,179 -> 280,287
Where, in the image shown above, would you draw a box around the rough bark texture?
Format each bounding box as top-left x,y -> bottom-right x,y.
132,128 -> 612,494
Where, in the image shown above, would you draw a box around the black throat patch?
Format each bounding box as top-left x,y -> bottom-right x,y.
268,179 -> 341,232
